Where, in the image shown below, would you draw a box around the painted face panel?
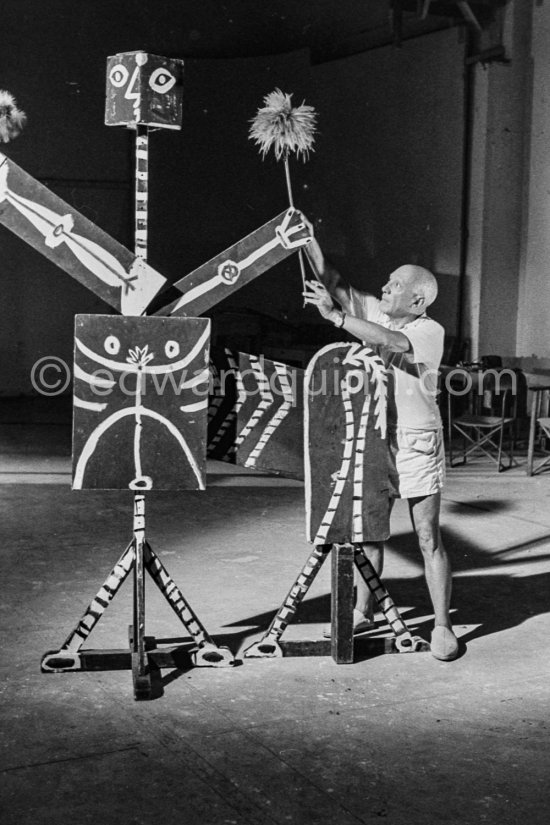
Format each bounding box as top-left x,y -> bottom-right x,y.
72,315 -> 210,490
105,51 -> 184,129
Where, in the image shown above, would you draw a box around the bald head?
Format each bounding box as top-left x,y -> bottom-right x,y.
396,265 -> 438,310
379,264 -> 439,320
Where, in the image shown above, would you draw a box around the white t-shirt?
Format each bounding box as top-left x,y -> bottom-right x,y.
349,291 -> 444,431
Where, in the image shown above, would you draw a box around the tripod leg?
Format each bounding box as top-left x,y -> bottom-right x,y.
41,541 -> 135,672
144,542 -> 234,667
354,549 -> 425,652
244,544 -> 331,658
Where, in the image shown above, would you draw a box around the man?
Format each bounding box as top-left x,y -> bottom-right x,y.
303,230 -> 459,662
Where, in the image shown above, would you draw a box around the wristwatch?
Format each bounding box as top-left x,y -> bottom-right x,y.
333,311 -> 346,328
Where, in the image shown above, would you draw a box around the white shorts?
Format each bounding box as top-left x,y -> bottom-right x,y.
388,427 -> 446,499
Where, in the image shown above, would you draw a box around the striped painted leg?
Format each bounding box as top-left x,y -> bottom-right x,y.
144,542 -> 234,667
354,549 -> 426,652
41,541 -> 135,672
244,544 -> 331,658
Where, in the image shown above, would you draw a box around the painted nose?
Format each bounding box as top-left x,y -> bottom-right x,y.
125,65 -> 141,111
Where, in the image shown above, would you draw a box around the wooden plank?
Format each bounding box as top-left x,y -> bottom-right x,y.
43,637 -> 404,670
278,637 -> 405,659
305,342 -> 391,546
0,153 -> 167,315
57,642 -> 196,671
330,544 -> 354,664
72,314 -> 210,490
159,208 -> 311,317
279,639 -> 331,657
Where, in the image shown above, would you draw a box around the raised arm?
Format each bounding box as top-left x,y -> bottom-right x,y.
302,219 -> 353,313
303,280 -> 411,354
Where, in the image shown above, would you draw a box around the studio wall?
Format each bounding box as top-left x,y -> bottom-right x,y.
516,1 -> 550,359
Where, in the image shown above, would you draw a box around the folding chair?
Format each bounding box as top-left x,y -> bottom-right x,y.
447,369 -> 518,472
525,376 -> 550,476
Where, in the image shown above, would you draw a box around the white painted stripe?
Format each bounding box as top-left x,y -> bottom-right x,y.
74,324 -> 210,376
180,399 -> 208,413
231,235 -> 279,272
304,343 -> 349,543
73,405 -> 204,489
244,362 -> 292,467
234,355 -> 273,451
343,344 -> 388,439
5,188 -> 135,292
74,396 -> 107,412
207,393 -> 224,420
170,274 -> 225,312
170,235 -> 281,313
74,362 -> 115,388
220,351 -> 247,459
209,410 -> 236,450
179,367 -> 210,389
352,393 -> 370,542
313,379 -> 356,545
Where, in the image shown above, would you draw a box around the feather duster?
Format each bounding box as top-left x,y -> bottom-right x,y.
249,88 -> 317,162
0,90 -> 27,143
249,89 -> 318,299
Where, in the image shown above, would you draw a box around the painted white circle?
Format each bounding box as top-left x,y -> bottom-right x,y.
149,67 -> 176,94
165,340 -> 180,358
104,335 -> 121,355
109,64 -> 129,88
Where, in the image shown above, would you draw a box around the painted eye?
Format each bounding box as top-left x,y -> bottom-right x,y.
165,340 -> 180,358
109,64 -> 129,88
149,67 -> 176,94
105,335 -> 121,355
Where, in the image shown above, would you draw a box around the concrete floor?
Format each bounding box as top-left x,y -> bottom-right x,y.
1,399 -> 550,824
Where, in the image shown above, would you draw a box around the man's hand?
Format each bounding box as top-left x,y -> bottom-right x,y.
299,215 -> 325,278
303,279 -> 340,323
297,218 -> 351,309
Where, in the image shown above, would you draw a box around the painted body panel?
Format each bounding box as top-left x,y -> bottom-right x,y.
72,314 -> 210,490
304,343 -> 391,545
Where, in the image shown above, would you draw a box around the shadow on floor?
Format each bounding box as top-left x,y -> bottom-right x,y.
216,525 -> 550,656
